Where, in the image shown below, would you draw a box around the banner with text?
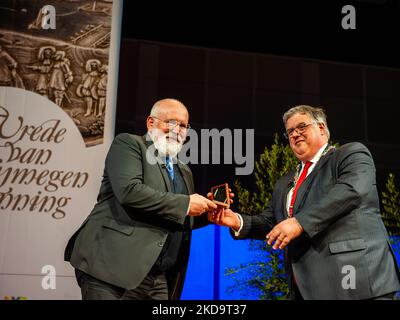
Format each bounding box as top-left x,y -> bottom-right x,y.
0,0 -> 122,299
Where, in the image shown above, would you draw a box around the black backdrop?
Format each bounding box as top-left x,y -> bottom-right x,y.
115,0 -> 400,201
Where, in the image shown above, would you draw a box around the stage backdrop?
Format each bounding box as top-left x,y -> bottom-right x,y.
0,0 -> 122,299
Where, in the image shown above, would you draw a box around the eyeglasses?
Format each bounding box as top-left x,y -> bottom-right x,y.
151,115 -> 191,131
284,122 -> 315,139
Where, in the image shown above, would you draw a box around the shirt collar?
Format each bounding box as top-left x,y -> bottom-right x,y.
303,142 -> 328,167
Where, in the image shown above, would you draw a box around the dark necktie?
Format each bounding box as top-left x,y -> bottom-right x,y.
165,156 -> 174,181
289,161 -> 312,217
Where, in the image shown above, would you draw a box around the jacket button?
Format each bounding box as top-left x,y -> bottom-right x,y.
158,241 -> 164,247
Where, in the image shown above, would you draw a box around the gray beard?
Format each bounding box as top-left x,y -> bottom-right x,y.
149,131 -> 183,158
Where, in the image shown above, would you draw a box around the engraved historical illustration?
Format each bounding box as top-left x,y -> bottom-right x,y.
0,0 -> 113,146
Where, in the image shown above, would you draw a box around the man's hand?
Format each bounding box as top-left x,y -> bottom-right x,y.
207,208 -> 241,230
266,218 -> 304,250
188,194 -> 217,216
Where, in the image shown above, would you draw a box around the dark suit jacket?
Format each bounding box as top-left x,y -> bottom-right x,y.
234,142 -> 400,299
65,133 -> 208,300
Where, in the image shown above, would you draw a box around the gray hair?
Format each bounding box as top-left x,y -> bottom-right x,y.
150,98 -> 187,117
283,105 -> 330,140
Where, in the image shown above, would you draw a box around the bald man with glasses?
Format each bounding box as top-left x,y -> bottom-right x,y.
209,105 -> 400,300
65,98 -> 218,300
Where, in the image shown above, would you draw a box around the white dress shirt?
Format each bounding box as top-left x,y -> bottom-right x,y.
233,143 -> 328,236
285,143 -> 328,215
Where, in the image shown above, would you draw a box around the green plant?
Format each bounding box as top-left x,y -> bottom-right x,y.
380,174 -> 400,274
226,134 -> 298,299
381,173 -> 400,237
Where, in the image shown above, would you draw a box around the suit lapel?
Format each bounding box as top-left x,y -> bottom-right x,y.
177,161 -> 194,194
158,162 -> 173,192
293,148 -> 336,215
142,134 -> 172,192
176,160 -> 195,229
284,171 -> 296,218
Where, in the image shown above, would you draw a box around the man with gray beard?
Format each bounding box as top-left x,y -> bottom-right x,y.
65,98 -> 217,300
